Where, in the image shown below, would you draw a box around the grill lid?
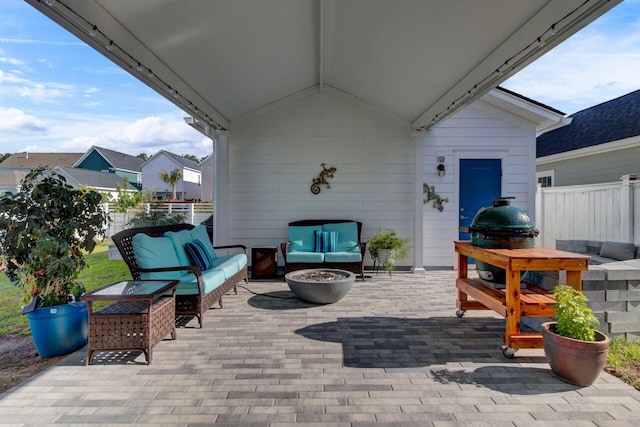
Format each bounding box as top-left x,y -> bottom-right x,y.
469,197 -> 539,238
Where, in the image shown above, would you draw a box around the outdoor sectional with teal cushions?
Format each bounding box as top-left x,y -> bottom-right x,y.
112,223 -> 248,328
281,220 -> 366,281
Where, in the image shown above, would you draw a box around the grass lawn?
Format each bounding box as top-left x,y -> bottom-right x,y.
605,338 -> 640,390
0,240 -> 131,336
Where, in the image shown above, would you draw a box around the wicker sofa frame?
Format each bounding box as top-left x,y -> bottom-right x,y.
112,223 -> 247,328
280,219 -> 366,281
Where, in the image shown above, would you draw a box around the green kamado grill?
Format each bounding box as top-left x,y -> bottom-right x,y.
469,197 -> 539,284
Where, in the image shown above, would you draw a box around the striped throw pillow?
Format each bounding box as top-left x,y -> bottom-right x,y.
184,239 -> 214,271
314,230 -> 339,252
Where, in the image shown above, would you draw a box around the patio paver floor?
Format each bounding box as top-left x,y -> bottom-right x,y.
1,270 -> 639,426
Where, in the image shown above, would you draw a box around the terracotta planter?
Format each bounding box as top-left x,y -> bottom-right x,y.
542,322 -> 610,387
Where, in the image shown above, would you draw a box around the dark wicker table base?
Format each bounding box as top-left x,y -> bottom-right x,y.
86,296 -> 176,365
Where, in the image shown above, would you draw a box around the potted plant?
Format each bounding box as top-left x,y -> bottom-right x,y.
0,167 -> 107,358
367,229 -> 409,274
542,284 -> 610,387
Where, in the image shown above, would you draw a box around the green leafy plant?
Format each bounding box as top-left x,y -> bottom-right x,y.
0,168 -> 107,308
127,200 -> 186,227
553,284 -> 599,341
368,229 -> 409,271
160,167 -> 182,200
112,177 -> 142,214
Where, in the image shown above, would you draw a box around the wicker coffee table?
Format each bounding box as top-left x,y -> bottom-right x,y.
80,280 -> 179,365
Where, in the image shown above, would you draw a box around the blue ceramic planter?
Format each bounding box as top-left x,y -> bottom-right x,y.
26,302 -> 89,358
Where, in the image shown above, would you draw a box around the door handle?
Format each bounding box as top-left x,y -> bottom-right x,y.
460,215 -> 468,220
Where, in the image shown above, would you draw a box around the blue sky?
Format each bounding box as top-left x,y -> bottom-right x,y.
0,0 -> 210,157
1,1 -> 639,157
503,0 -> 640,115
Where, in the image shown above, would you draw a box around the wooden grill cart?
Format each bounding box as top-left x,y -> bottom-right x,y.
454,241 -> 589,358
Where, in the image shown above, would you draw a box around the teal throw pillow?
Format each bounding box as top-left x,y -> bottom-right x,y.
289,225 -> 322,252
131,233 -> 185,280
190,224 -> 217,260
323,222 -> 358,251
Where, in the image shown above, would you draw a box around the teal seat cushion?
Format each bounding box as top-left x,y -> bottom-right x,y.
286,251 -> 324,263
164,229 -> 194,266
210,254 -> 243,279
190,225 -> 217,259
324,249 -> 363,263
165,225 -> 218,266
233,253 -> 248,269
289,225 -> 322,252
178,268 -> 226,295
132,234 -> 186,280
323,222 -> 359,251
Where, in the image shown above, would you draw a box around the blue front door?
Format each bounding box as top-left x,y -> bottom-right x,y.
458,159 -> 502,241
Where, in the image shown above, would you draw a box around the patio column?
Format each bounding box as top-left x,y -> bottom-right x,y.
412,135 -> 426,274
214,132 -> 229,246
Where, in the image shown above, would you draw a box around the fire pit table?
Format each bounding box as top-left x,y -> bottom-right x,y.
285,269 -> 355,304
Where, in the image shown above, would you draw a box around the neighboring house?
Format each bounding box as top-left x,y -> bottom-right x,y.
0,152 -> 83,172
53,166 -> 137,199
536,89 -> 640,187
199,153 -> 214,203
74,146 -> 144,190
0,151 -> 83,196
0,170 -> 28,197
141,150 -> 202,200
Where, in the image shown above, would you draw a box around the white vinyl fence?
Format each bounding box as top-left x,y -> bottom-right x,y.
103,202 -> 214,237
535,175 -> 639,248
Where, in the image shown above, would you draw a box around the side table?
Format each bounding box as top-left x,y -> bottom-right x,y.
252,246 -> 278,279
80,280 -> 179,365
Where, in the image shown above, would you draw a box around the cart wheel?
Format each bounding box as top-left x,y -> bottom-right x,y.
455,309 -> 466,318
501,346 -> 517,359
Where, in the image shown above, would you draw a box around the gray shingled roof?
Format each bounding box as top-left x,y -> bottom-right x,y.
158,150 -> 201,170
0,152 -> 83,169
537,89 -> 640,158
497,86 -> 565,116
92,146 -> 145,172
0,170 -> 29,187
54,166 -> 134,190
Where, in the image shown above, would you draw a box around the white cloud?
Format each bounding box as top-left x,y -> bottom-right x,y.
54,114 -> 213,157
0,107 -> 46,134
502,3 -> 640,114
0,56 -> 24,66
0,69 -> 75,103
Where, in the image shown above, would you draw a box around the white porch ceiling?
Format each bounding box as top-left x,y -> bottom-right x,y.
27,0 -> 620,132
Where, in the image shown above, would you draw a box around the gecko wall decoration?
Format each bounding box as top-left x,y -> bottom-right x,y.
423,183 -> 449,212
311,163 -> 337,194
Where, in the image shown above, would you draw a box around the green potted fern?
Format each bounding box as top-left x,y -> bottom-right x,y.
367,229 -> 409,274
542,285 -> 610,386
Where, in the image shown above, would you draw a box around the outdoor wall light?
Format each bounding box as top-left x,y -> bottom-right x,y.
437,164 -> 445,177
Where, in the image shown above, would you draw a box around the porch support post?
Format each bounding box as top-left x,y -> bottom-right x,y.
412,135 -> 426,274
620,174 -> 637,243
535,183 -> 543,247
214,132 -> 230,246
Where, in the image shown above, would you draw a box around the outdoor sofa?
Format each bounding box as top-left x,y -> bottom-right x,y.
556,239 -> 640,264
281,219 -> 366,281
112,223 -> 247,328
